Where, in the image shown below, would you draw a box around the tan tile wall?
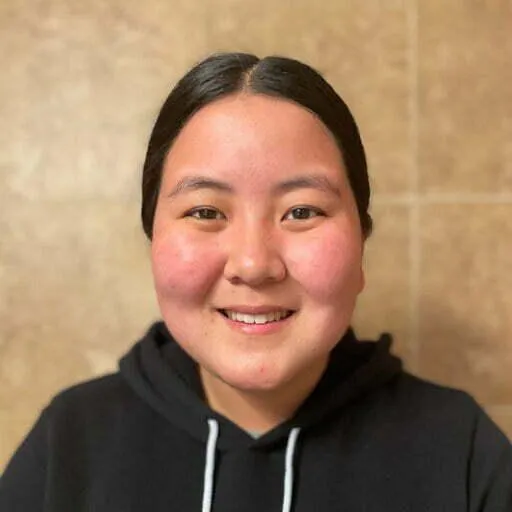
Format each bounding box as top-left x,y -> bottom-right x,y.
1,0 -> 511,467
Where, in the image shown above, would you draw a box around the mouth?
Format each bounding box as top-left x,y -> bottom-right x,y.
217,309 -> 295,325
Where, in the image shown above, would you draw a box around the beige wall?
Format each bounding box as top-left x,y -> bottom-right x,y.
1,0 -> 511,466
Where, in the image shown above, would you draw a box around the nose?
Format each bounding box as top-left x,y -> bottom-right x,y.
224,221 -> 286,286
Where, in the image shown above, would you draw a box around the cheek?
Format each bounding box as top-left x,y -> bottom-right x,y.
286,227 -> 363,301
151,231 -> 224,303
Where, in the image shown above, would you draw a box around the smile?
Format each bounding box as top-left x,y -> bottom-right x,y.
219,309 -> 294,325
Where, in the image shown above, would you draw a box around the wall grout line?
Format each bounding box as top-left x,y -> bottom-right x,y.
487,405 -> 512,415
408,0 -> 421,373
487,405 -> 512,413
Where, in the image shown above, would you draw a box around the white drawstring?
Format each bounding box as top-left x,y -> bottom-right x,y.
201,420 -> 301,512
201,419 -> 219,512
282,427 -> 301,512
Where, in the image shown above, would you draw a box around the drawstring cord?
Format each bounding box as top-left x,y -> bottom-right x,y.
202,419 -> 219,512
282,427 -> 301,512
201,420 -> 301,512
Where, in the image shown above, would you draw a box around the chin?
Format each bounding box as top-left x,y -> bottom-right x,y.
212,363 -> 291,394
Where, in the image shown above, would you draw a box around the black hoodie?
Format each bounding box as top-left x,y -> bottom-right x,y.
1,322 -> 511,511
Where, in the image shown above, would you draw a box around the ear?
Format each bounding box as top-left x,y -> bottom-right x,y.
357,245 -> 366,294
357,265 -> 366,294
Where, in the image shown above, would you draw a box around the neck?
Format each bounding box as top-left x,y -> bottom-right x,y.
199,359 -> 327,433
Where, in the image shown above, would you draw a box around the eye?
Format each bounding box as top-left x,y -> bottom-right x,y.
282,206 -> 324,221
185,207 -> 226,221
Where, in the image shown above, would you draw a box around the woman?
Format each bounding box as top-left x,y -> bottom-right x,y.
1,52 -> 511,511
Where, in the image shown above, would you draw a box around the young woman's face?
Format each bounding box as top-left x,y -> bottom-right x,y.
151,94 -> 365,394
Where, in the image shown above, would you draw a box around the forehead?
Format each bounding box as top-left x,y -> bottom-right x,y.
162,94 -> 346,185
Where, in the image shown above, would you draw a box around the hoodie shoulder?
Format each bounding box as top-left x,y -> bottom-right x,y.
35,371 -> 164,467
354,370 -> 503,448
51,372 -> 132,408
396,372 -> 476,403
0,372 -> 141,511
391,373 -> 510,451
397,375 -> 512,510
391,372 -> 486,423
47,371 -> 153,428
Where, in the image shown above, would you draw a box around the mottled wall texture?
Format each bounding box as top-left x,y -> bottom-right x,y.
1,0 -> 512,466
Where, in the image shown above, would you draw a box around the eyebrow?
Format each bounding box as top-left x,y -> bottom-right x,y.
273,174 -> 341,197
166,176 -> 234,199
166,173 -> 341,199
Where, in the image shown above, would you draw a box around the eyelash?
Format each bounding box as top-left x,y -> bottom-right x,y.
184,205 -> 325,222
185,207 -> 225,221
282,206 -> 325,221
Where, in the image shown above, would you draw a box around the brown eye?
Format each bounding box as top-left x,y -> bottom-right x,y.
187,207 -> 225,221
283,206 -> 324,221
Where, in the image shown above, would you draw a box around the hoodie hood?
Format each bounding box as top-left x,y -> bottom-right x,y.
119,321 -> 402,451
120,322 -> 403,511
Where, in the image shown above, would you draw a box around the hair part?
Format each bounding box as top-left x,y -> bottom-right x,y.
141,52 -> 373,239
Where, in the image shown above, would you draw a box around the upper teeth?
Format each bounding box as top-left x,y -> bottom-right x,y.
225,310 -> 289,324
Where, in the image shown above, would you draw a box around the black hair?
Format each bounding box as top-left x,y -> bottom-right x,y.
141,52 -> 373,239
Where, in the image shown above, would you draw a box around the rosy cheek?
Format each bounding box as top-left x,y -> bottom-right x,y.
151,231 -> 224,303
286,228 -> 363,299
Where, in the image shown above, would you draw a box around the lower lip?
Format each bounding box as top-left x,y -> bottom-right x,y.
219,311 -> 294,335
